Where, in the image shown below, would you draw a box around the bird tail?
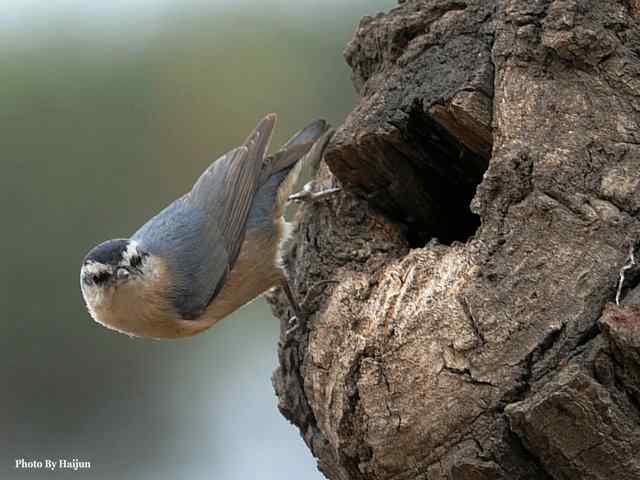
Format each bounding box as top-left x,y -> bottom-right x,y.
263,120 -> 333,218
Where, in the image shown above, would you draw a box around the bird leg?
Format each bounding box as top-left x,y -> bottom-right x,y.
281,279 -> 339,340
288,181 -> 341,203
280,279 -> 305,337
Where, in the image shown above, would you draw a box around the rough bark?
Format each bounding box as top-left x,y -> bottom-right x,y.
267,1 -> 640,479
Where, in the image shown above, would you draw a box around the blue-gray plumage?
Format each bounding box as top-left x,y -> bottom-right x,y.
80,114 -> 332,338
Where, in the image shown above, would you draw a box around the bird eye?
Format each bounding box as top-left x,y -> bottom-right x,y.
130,255 -> 141,268
116,267 -> 130,280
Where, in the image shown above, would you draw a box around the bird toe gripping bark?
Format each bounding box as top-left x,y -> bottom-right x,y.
288,181 -> 341,203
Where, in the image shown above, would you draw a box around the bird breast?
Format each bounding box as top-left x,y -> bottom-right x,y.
198,221 -> 286,327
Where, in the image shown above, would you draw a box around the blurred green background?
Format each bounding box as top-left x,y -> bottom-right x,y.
0,1 -> 394,479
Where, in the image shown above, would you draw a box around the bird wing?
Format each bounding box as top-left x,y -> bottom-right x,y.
130,194 -> 228,319
165,114 -> 276,318
188,114 -> 275,265
133,115 -> 277,319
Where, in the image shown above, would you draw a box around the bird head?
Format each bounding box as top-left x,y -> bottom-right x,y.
80,239 -> 167,336
80,238 -> 215,338
81,238 -> 149,289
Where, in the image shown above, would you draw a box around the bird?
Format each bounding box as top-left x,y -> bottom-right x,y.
80,114 -> 335,339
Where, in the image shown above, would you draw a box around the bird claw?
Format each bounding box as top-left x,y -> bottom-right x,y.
285,316 -> 300,338
284,315 -> 309,343
289,182 -> 341,203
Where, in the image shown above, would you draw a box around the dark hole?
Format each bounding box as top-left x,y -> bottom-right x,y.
326,101 -> 491,248
403,107 -> 488,246
363,103 -> 491,248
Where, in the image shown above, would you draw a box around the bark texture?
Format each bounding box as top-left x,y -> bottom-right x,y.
267,1 -> 640,478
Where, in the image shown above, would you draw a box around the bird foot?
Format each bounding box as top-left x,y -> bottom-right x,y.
289,181 -> 341,203
284,314 -> 308,341
285,316 -> 300,338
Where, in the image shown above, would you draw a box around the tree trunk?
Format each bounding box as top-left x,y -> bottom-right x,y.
267,1 -> 640,478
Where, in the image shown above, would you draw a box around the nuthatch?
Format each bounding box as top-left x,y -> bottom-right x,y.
80,114 -> 334,339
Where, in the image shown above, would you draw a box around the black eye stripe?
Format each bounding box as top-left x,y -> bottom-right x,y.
92,272 -> 111,285
130,255 -> 141,268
